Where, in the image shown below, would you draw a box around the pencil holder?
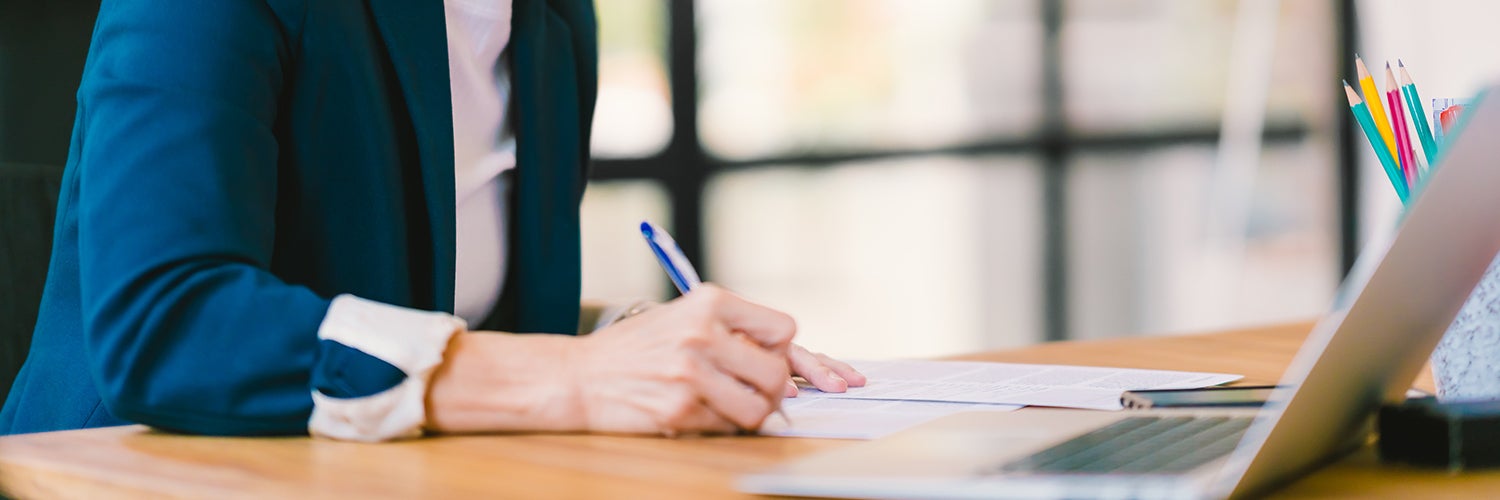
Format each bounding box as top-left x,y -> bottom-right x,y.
1432,251 -> 1500,401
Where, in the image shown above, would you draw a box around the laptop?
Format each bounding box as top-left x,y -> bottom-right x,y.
739,86 -> 1500,499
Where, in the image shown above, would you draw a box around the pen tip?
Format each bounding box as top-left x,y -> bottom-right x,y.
640,221 -> 654,237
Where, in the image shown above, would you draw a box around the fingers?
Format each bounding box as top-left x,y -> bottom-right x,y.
692,359 -> 777,430
701,331 -> 790,429
659,397 -> 740,436
788,344 -> 868,392
785,379 -> 799,398
662,332 -> 785,433
814,352 -> 867,387
789,344 -> 848,392
708,333 -> 791,403
689,284 -> 796,351
603,284 -> 807,436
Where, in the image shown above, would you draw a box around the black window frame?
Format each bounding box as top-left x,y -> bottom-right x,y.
591,0 -> 1361,342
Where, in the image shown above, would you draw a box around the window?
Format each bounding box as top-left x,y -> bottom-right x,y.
585,0 -> 1349,357
591,0 -> 672,158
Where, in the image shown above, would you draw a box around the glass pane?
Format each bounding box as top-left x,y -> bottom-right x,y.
580,181 -> 672,302
1062,0 -> 1336,133
591,0 -> 673,158
697,0 -> 1043,160
705,156 -> 1042,359
1067,143 -> 1338,340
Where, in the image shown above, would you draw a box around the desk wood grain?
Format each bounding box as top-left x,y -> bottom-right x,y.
0,321 -> 1485,499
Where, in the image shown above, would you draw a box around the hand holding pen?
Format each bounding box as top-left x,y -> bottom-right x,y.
641,221 -> 867,429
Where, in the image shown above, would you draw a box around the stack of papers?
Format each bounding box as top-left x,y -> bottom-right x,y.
763,398 -> 1022,439
761,359 -> 1242,440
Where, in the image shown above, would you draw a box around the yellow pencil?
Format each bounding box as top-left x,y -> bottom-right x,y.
1344,81 -> 1408,203
1356,55 -> 1399,161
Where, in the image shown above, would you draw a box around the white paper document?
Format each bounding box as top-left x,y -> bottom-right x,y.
798,359 -> 1243,411
761,397 -> 1022,440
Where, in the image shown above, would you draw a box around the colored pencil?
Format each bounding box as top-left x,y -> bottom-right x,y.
1385,64 -> 1416,188
1345,81 -> 1409,204
1398,60 -> 1438,166
1355,56 -> 1399,162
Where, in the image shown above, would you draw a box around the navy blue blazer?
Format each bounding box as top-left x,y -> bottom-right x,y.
1,0 -> 596,435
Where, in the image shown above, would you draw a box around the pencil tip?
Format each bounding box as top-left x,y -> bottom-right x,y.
1386,61 -> 1392,69
1342,79 -> 1351,87
1398,59 -> 1406,67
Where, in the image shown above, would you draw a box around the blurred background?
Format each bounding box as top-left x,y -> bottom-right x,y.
5,1 -> 1500,377
578,0 -> 1500,359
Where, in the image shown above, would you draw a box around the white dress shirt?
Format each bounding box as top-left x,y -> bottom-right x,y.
308,0 -> 515,441
448,0 -> 516,324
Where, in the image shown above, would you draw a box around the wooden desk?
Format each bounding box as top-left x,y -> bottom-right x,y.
1,321 -> 1494,498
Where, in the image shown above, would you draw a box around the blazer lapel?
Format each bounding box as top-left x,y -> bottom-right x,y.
486,0 -> 587,334
367,0 -> 456,313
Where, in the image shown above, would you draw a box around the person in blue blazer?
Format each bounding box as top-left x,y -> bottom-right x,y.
1,0 -> 863,441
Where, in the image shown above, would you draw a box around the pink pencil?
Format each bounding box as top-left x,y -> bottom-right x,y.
1385,64 -> 1416,187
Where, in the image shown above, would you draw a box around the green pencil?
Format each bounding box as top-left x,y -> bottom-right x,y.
1398,60 -> 1438,167
1344,80 -> 1409,204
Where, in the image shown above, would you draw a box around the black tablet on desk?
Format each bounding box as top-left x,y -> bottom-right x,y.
1121,385 -> 1283,409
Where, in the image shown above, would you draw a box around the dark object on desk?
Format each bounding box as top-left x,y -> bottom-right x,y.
1121,385 -> 1283,409
1379,396 -> 1500,471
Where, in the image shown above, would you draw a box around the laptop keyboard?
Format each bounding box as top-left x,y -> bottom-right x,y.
991,416 -> 1254,475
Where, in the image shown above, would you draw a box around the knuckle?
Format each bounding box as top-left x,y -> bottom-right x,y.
663,392 -> 698,425
675,303 -> 712,327
698,283 -> 725,298
779,314 -> 798,340
688,285 -> 718,304
760,373 -> 786,394
666,359 -> 699,383
701,285 -> 734,308
760,370 -> 789,393
738,404 -> 770,429
676,328 -> 713,351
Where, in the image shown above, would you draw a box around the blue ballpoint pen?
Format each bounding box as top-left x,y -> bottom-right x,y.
639,220 -> 793,426
639,221 -> 702,295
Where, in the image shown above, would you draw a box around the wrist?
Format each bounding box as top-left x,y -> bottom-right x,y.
424,332 -> 590,434
309,294 -> 464,441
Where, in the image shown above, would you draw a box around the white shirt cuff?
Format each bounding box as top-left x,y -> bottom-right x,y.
307,294 -> 465,442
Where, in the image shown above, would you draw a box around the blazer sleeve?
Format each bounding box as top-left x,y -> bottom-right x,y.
73,0 -> 453,437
